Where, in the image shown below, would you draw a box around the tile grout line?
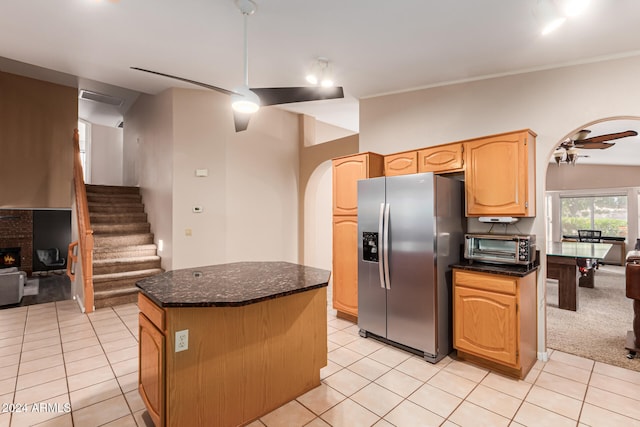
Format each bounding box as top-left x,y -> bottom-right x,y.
85,306 -> 138,424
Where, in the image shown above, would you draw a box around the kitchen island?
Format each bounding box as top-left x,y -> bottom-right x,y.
136,262 -> 330,427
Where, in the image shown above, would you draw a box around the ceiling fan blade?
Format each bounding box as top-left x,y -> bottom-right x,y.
131,67 -> 237,96
233,112 -> 252,132
574,141 -> 615,149
250,86 -> 344,106
579,130 -> 638,144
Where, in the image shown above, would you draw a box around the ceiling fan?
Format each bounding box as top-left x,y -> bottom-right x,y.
132,0 -> 344,132
554,128 -> 638,165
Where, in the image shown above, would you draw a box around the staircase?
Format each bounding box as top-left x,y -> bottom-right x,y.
86,184 -> 163,309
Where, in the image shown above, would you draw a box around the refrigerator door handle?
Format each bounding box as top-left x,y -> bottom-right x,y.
378,202 -> 386,289
383,203 -> 391,289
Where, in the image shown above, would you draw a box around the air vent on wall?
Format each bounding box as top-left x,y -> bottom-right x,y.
79,89 -> 124,107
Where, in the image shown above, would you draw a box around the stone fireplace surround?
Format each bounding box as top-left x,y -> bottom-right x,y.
0,210 -> 33,276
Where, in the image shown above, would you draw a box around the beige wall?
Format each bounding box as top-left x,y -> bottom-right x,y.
124,88 -> 302,270
0,71 -> 77,208
360,54 -> 640,358
546,164 -> 640,191
90,123 -> 123,186
171,89 -> 228,268
225,107 -> 300,263
124,90 -> 175,270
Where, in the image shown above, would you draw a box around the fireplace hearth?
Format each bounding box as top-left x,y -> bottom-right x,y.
0,247 -> 21,268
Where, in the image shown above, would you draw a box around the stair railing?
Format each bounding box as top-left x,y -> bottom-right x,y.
68,128 -> 95,313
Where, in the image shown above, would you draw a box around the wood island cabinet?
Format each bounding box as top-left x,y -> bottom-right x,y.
418,143 -> 464,173
384,151 -> 418,176
464,130 -> 536,217
332,152 -> 383,320
453,268 -> 537,379
136,263 -> 329,427
138,294 -> 166,427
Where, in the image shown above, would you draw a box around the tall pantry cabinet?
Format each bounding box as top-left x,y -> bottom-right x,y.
332,153 -> 384,320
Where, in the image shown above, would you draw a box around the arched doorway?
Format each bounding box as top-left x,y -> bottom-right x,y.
303,160 -> 333,270
543,116 -> 640,369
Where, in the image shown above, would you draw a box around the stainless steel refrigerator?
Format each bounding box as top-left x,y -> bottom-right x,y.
357,172 -> 464,363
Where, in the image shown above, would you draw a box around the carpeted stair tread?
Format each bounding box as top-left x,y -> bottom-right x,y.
93,268 -> 164,282
88,203 -> 145,213
93,256 -> 161,275
94,233 -> 155,247
92,222 -> 151,235
90,212 -> 148,223
94,255 -> 161,266
87,195 -> 143,205
93,244 -> 158,260
93,287 -> 140,309
86,184 -> 140,194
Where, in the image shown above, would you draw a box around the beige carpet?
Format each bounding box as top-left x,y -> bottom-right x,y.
546,264 -> 640,372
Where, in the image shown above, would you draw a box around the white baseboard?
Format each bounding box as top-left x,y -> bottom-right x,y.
75,295 -> 85,313
537,351 -> 549,362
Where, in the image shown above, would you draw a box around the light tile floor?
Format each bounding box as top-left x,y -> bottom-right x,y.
1,300 -> 640,426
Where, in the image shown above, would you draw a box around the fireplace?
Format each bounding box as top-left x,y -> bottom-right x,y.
0,247 -> 21,268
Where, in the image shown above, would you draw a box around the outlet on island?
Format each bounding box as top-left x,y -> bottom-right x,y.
175,329 -> 189,352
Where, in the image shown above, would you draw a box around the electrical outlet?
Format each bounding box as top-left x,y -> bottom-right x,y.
175,329 -> 188,352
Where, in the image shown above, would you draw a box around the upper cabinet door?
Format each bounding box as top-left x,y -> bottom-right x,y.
333,153 -> 383,216
384,151 -> 418,176
465,130 -> 536,217
418,143 -> 464,173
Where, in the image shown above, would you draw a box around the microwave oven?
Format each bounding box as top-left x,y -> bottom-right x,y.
464,233 -> 536,266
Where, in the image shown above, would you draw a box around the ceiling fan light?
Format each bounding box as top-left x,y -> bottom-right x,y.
320,78 -> 334,88
567,146 -> 578,165
553,148 -> 565,165
231,86 -> 260,114
305,74 -> 318,85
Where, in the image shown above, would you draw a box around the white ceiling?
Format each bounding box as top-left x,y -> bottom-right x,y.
1,0 -> 640,162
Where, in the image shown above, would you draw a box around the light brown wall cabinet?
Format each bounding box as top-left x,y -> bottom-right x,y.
384,151 -> 418,176
418,143 -> 464,173
453,269 -> 537,379
332,153 -> 384,216
464,130 -> 536,217
331,153 -> 383,320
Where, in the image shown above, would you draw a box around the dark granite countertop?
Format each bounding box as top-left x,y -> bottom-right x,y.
451,260 -> 538,277
136,261 -> 331,308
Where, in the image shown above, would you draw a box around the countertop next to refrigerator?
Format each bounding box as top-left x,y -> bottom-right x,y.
450,260 -> 539,277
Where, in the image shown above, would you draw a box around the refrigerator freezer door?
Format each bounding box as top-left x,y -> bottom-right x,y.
358,177 -> 387,338
385,173 -> 437,355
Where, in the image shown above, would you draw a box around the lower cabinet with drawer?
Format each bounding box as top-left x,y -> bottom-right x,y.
453,268 -> 537,379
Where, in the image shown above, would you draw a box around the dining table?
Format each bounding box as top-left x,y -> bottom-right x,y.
546,241 -> 613,311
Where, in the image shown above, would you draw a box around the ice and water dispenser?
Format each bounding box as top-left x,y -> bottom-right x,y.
362,232 -> 379,262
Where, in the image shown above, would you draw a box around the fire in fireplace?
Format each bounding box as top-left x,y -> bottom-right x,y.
0,247 -> 21,268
